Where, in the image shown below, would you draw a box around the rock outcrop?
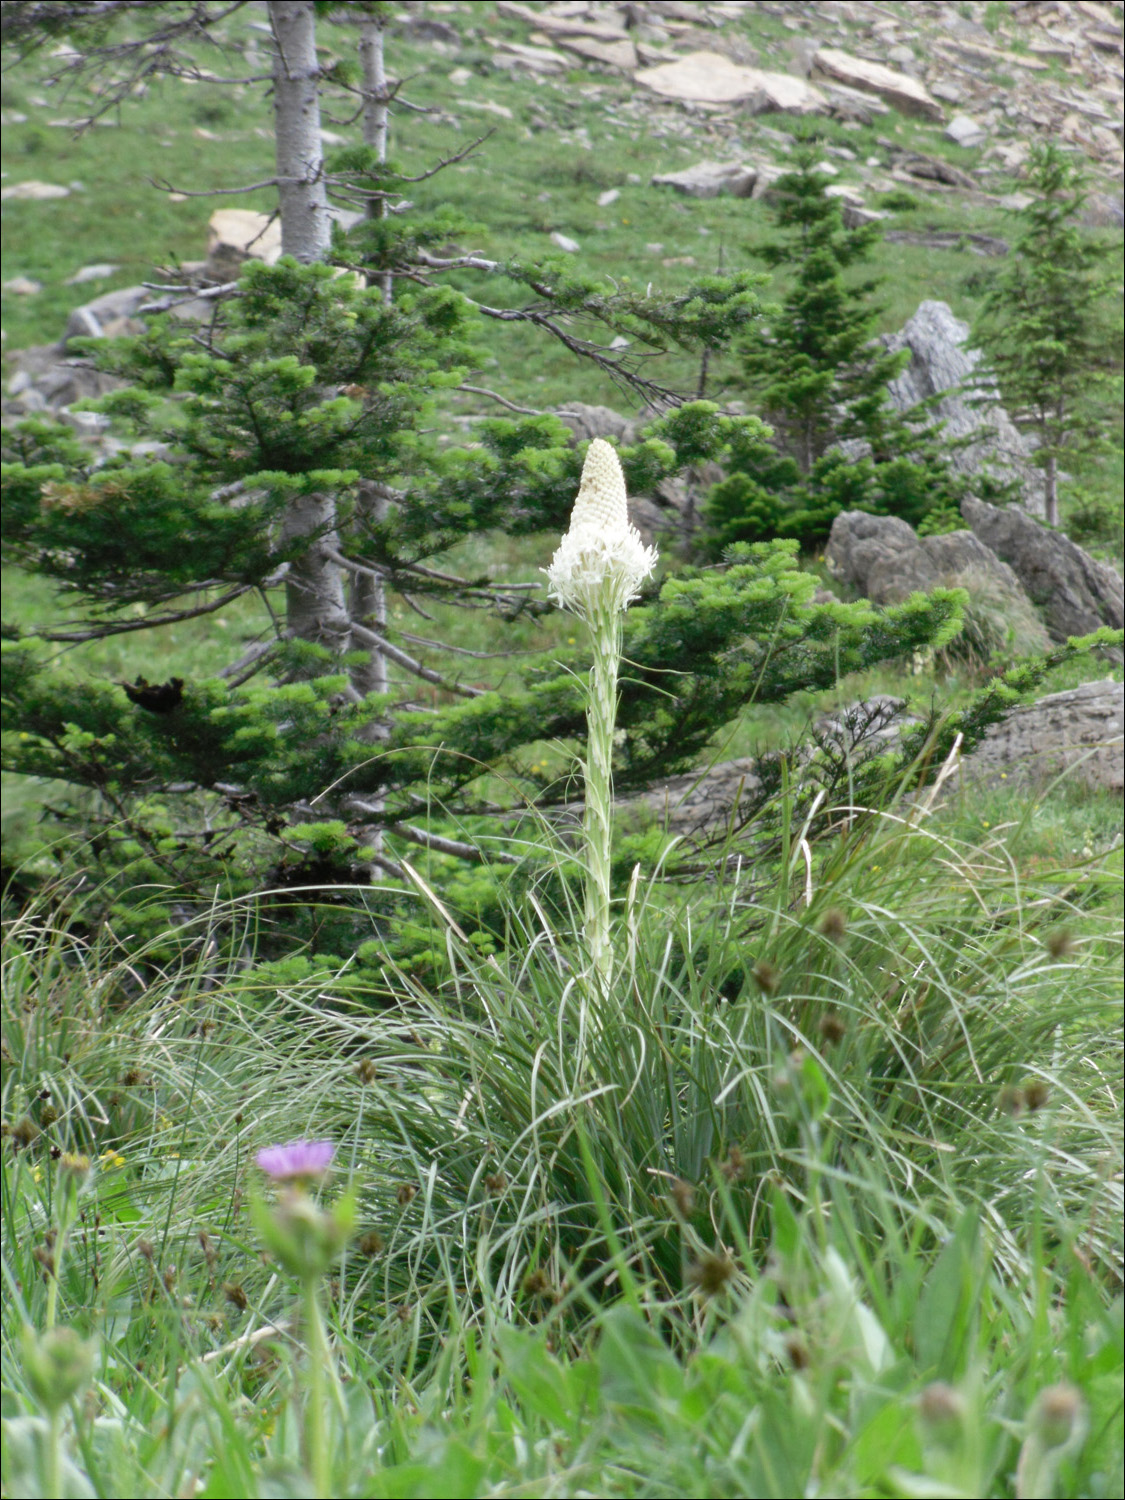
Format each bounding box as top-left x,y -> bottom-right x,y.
961,496 -> 1125,644
960,678 -> 1124,794
879,301 -> 1047,516
823,510 -> 1044,636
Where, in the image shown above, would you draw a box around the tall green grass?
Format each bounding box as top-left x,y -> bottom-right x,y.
3,775 -> 1121,1496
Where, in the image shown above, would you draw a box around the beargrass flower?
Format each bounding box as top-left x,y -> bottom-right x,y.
256,1139 -> 336,1183
545,440 -> 657,994
546,439 -> 658,617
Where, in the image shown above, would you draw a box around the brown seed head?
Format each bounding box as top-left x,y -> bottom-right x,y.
918,1381 -> 965,1443
355,1058 -> 379,1085
11,1116 -> 40,1150
395,1182 -> 418,1207
484,1172 -> 508,1196
39,1105 -> 59,1127
357,1230 -> 384,1257
998,1085 -> 1025,1117
784,1332 -> 810,1370
521,1268 -> 557,1301
689,1251 -> 737,1298
668,1177 -> 696,1218
752,960 -> 780,996
1045,929 -> 1074,960
720,1146 -> 746,1183
819,907 -> 848,942
1024,1079 -> 1050,1113
817,1012 -> 847,1045
137,1239 -> 155,1263
223,1281 -> 248,1311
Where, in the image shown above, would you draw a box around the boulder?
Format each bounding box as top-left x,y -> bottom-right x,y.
960,678 -> 1124,794
651,160 -> 757,199
0,180 -> 70,200
63,284 -> 151,346
945,114 -> 986,147
961,495 -> 1124,644
205,208 -> 283,279
879,301 -> 1046,516
634,51 -> 828,113
810,47 -> 944,121
553,403 -> 643,446
823,511 -> 1042,633
555,34 -> 638,69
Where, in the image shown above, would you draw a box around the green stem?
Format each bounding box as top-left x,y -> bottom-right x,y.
44,1407 -> 62,1500
582,597 -> 622,999
301,1276 -> 333,1497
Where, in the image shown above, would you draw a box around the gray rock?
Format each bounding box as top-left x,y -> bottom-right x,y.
811,47 -> 944,120
879,300 -> 1047,516
960,678 -> 1123,794
62,285 -> 150,347
945,114 -> 986,146
651,160 -> 757,199
554,403 -> 643,446
823,513 -> 1049,657
64,263 -> 119,286
883,229 -> 1008,257
635,51 -> 828,113
550,231 -> 581,253
961,495 -> 1124,644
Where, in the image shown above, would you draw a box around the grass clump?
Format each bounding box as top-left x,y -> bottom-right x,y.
2,768 -> 1121,1496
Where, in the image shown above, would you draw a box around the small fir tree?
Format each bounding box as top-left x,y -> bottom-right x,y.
705,151 -> 981,554
972,142 -> 1117,529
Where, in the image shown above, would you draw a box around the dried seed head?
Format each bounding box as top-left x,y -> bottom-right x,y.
1045,928 -> 1073,960
751,960 -> 780,996
819,907 -> 848,942
784,1332 -> 810,1370
1024,1079 -> 1050,1113
668,1177 -> 696,1218
689,1251 -> 737,1298
720,1146 -> 746,1183
11,1116 -> 40,1150
484,1172 -> 508,1196
817,1012 -> 848,1045
199,1232 -> 217,1270
998,1085 -> 1025,1117
223,1281 -> 248,1311
521,1268 -> 557,1301
395,1182 -> 418,1207
357,1230 -> 384,1257
162,1266 -> 177,1293
355,1058 -> 379,1085
40,1105 -> 59,1127
136,1239 -> 155,1263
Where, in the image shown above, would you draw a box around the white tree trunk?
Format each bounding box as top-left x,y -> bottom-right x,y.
1045,450 -> 1059,529
350,14 -> 393,705
269,0 -> 331,263
268,3 -> 348,659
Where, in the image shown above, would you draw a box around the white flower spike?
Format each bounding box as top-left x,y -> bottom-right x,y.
546,438 -> 658,617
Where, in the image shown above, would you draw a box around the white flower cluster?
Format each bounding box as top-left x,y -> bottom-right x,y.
545,438 -> 658,616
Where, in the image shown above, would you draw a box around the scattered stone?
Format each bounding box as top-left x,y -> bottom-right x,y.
961,495 -> 1125,645
651,160 -> 757,198
820,81 -> 891,123
1080,191 -> 1124,227
884,229 -> 1009,256
205,209 -> 282,279
960,679 -> 1124,795
842,203 -> 889,227
498,0 -> 629,42
555,34 -> 638,69
492,42 -> 567,74
597,188 -> 621,207
0,180 -> 71,200
811,47 -> 944,121
448,66 -> 473,85
550,231 -> 581,252
945,114 -> 986,147
64,264 -> 119,286
635,51 -> 828,114
456,98 -> 514,120
62,284 -> 153,345
4,276 -> 42,295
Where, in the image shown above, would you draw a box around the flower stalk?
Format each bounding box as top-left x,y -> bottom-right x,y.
546,439 -> 657,995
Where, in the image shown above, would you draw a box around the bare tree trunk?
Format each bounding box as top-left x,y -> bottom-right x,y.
349,13 -> 393,705
269,0 -> 331,263
1045,450 -> 1059,529
268,2 -> 348,660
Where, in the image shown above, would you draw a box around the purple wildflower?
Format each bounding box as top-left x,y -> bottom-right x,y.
256,1139 -> 336,1182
